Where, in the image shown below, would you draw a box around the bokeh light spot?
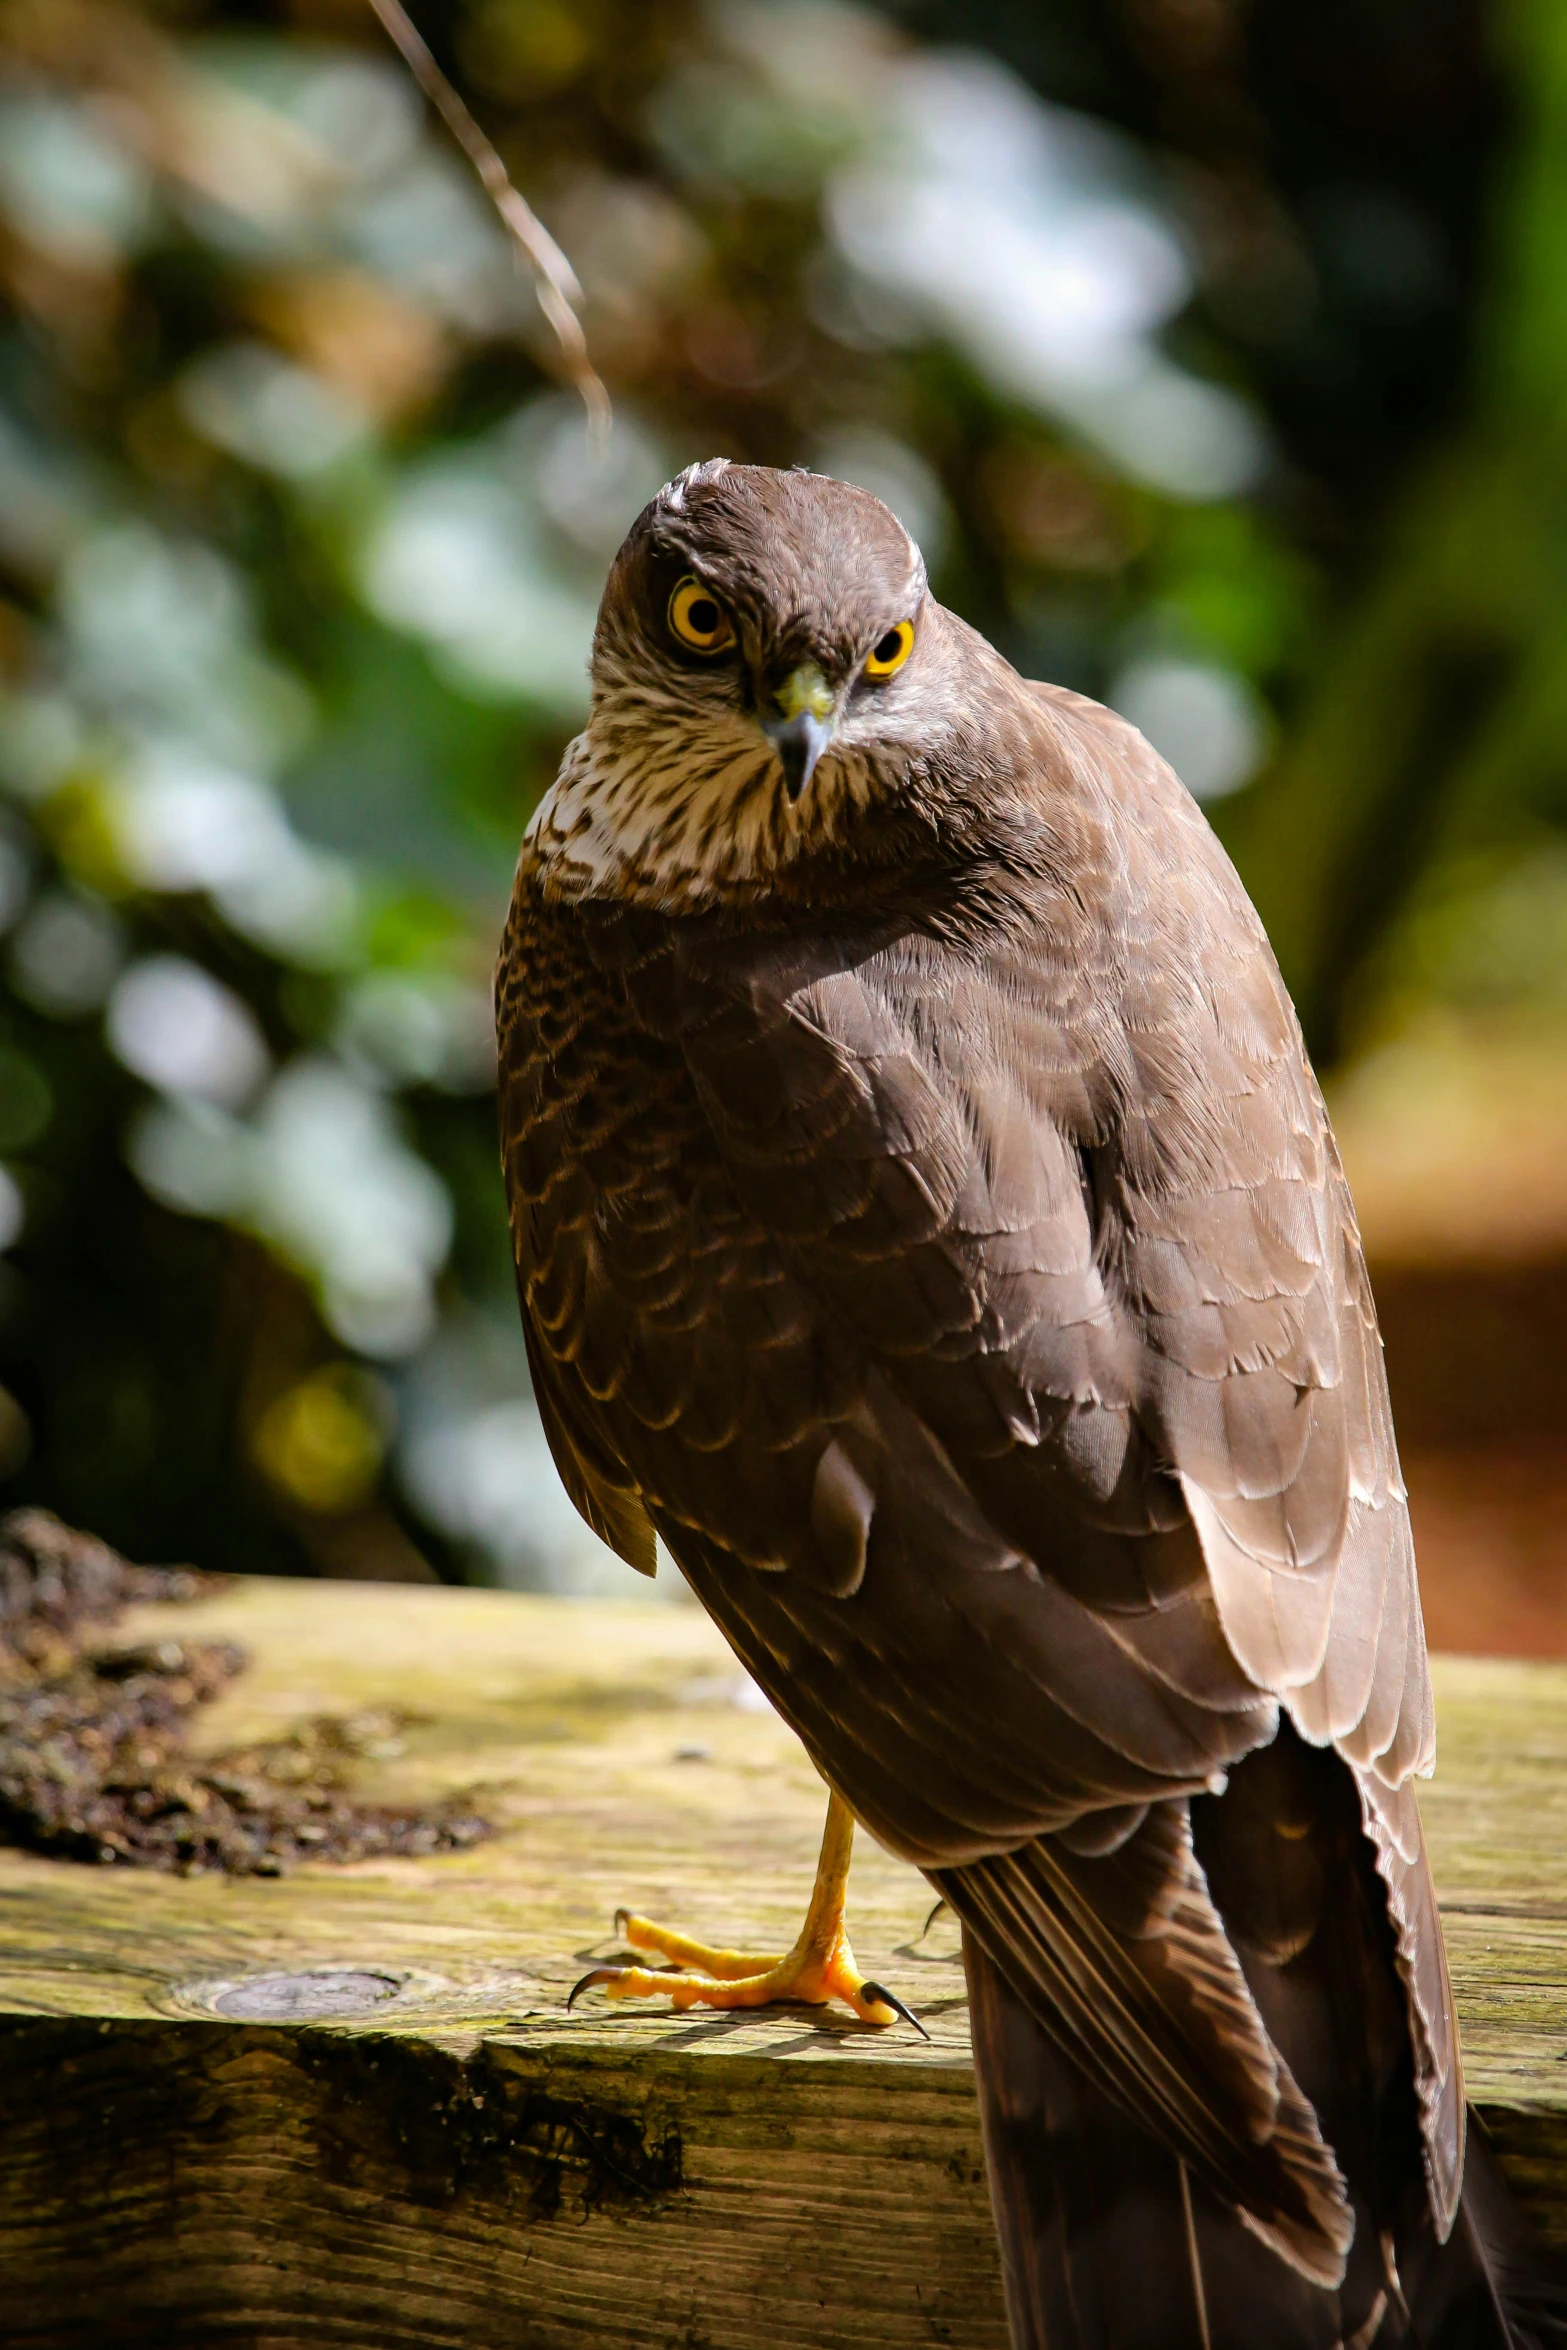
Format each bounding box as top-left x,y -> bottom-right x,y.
253,1367 -> 388,1516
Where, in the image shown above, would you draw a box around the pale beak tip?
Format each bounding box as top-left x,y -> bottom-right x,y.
768,710 -> 834,801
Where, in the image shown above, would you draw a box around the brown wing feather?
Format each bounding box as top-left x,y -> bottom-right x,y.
520,1315 -> 657,1576
498,681 -> 1457,2266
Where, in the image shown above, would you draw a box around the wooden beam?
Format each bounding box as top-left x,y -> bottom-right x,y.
0,1577 -> 1563,2347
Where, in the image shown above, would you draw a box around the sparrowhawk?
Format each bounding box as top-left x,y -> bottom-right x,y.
496,460 -> 1563,2349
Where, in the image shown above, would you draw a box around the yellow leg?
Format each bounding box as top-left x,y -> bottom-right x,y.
569,1791 -> 925,2034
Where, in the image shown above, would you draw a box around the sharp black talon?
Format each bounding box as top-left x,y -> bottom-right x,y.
860,1980 -> 930,2040
567,1967 -> 617,2011
919,1897 -> 949,1940
613,1907 -> 632,1936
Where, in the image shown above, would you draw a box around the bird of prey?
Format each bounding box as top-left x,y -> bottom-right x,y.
497,461 -> 1562,2348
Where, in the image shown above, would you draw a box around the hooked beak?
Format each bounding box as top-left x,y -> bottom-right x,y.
763,663 -> 836,801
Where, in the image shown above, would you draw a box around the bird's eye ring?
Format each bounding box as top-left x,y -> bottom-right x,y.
864,619 -> 915,679
668,576 -> 735,655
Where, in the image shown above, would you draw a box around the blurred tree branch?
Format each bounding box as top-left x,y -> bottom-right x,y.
363,0 -> 609,440
1220,0 -> 1567,1063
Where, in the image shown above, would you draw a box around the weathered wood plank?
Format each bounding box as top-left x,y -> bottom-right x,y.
0,1577 -> 1564,2347
0,1577 -> 1000,2350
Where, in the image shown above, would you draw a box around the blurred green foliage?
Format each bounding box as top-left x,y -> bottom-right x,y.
0,0 -> 1553,1587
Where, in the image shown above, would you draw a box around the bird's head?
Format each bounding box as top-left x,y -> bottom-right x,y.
535,460 -> 988,907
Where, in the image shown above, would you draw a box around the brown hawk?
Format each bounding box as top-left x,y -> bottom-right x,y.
497,461 -> 1561,2347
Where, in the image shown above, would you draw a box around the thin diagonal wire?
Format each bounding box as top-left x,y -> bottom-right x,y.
1179,2161 -> 1214,2350
363,0 -> 611,442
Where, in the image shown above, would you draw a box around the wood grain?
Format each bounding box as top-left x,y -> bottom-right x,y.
0,1577 -> 1563,2347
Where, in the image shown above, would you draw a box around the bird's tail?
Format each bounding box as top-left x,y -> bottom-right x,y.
1402,2119 -> 1567,2350
962,1929 -> 1567,2350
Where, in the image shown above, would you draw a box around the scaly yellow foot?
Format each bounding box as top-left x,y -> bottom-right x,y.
568,1790 -> 926,2035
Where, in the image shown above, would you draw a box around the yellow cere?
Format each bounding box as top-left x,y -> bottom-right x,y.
774,662 -> 835,722
668,575 -> 735,653
864,619 -> 915,678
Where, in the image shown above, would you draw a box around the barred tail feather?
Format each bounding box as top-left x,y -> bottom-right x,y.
962,1933 -> 1567,2350
1402,2122 -> 1567,2349
963,1931 -> 1343,2350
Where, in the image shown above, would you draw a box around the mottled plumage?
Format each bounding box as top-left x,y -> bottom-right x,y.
498,462 -> 1562,2347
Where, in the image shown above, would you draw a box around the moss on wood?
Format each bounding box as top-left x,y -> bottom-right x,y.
0,1515 -> 488,1873
0,1576 -> 1563,2345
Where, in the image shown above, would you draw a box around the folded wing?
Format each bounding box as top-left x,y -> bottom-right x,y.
499,687 -> 1457,2270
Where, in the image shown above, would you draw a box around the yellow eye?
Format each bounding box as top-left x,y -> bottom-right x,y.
668,575 -> 734,654
864,619 -> 915,678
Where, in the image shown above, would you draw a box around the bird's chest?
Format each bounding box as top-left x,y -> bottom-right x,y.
498,887 -> 743,1335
